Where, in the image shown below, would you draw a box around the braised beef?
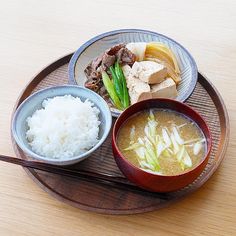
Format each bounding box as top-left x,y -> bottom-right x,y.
106,44 -> 125,56
84,43 -> 136,96
116,47 -> 136,65
101,54 -> 116,70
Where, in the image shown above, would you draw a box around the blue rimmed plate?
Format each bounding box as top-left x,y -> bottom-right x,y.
68,29 -> 198,117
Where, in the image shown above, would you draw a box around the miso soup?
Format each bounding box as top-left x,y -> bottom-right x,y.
117,109 -> 206,176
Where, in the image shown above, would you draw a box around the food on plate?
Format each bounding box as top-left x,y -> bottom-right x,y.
84,44 -> 135,94
84,42 -> 181,110
145,42 -> 181,84
151,78 -> 177,99
126,42 -> 146,61
123,64 -> 177,104
117,109 -> 206,175
26,95 -> 100,159
123,64 -> 152,105
101,61 -> 130,110
131,61 -> 167,84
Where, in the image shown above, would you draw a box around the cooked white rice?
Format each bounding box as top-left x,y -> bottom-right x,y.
26,95 -> 100,159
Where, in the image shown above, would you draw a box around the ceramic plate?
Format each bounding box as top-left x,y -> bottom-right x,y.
68,29 -> 198,117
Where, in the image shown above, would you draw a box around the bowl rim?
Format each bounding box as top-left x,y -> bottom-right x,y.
68,28 -> 198,103
11,85 -> 112,164
112,98 -> 212,178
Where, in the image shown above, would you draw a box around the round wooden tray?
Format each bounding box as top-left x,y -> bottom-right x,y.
12,54 -> 229,215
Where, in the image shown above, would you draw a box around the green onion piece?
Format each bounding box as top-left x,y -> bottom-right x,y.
144,124 -> 156,145
170,133 -> 180,154
148,109 -> 155,121
114,61 -> 121,80
140,161 -> 154,170
135,146 -> 146,160
115,61 -> 130,108
172,126 -> 184,145
156,139 -> 166,157
180,162 -> 185,171
144,112 -> 158,145
109,66 -> 124,103
155,135 -> 160,146
144,150 -> 156,170
183,138 -> 202,145
162,128 -> 171,147
138,137 -> 144,145
144,138 -> 160,171
193,142 -> 202,155
167,147 -> 174,155
176,146 -> 185,162
182,148 -> 192,168
162,149 -> 171,158
101,71 -> 123,110
176,146 -> 192,170
129,125 -> 136,143
124,142 -> 142,151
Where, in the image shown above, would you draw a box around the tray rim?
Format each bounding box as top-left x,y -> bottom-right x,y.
11,53 -> 230,215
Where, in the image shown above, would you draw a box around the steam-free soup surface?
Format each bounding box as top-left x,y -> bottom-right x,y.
117,109 -> 206,175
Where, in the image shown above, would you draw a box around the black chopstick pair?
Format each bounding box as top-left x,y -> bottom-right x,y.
0,154 -> 169,198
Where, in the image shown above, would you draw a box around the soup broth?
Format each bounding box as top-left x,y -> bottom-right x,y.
117,109 -> 206,175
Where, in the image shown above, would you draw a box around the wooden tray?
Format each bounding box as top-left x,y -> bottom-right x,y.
11,54 -> 229,215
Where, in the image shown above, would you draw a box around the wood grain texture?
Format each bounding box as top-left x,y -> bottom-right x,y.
0,0 -> 236,235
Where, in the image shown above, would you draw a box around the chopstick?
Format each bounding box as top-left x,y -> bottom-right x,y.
0,154 -> 128,184
0,154 -> 168,198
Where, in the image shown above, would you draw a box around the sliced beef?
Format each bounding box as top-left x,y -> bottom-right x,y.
84,53 -> 103,84
91,53 -> 103,69
107,43 -> 125,56
116,47 -> 136,66
100,54 -> 116,71
84,43 -> 136,97
84,77 -> 102,93
100,44 -> 125,70
84,53 -> 103,92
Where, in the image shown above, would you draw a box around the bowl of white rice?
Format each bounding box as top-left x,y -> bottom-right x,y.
12,85 -> 112,165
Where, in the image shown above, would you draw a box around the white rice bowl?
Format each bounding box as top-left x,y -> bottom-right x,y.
26,95 -> 100,159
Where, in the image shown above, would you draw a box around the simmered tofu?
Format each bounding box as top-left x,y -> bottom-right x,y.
126,76 -> 151,105
132,61 -> 167,84
122,65 -> 132,80
151,78 -> 177,98
122,66 -> 177,104
123,65 -> 151,104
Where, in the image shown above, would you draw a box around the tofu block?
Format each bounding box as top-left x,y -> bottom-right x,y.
122,65 -> 132,79
122,65 -> 177,105
132,61 -> 167,84
124,68 -> 151,105
151,78 -> 178,99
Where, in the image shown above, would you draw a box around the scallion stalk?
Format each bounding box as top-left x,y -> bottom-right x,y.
115,61 -> 130,108
101,71 -> 123,110
109,66 -> 124,104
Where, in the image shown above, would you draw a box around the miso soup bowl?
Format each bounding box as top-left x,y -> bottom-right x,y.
112,98 -> 212,192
